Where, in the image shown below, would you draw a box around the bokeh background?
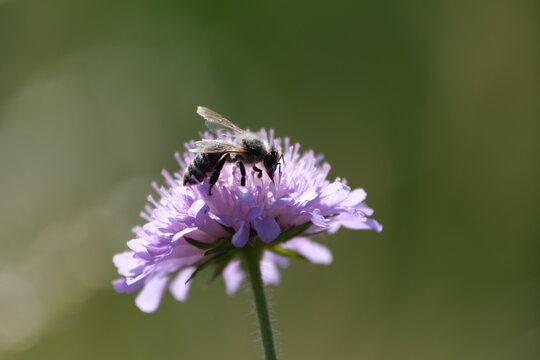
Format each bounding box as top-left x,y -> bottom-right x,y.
1,0 -> 539,359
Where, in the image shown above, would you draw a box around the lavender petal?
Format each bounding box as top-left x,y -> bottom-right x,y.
169,267 -> 196,301
254,217 -> 281,243
135,276 -> 169,313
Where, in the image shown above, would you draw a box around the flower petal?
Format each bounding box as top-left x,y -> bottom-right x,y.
126,239 -> 148,253
126,270 -> 150,286
253,217 -> 281,243
113,278 -> 144,293
236,187 -> 255,205
265,252 -> 290,267
223,260 -> 245,295
246,204 -> 264,220
260,258 -> 281,285
273,193 -> 296,207
298,191 -> 318,205
365,218 -> 383,232
342,188 -> 367,207
357,203 -> 374,216
113,251 -> 145,277
320,182 -> 350,206
188,200 -> 208,220
135,275 -> 169,313
232,221 -> 250,247
339,212 -> 369,229
169,267 -> 196,301
172,227 -> 198,242
284,237 -> 333,264
305,209 -> 328,228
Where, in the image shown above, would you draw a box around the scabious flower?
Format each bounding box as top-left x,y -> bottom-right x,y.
113,128 -> 382,312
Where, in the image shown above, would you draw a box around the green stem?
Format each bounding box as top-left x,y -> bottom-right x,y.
243,246 -> 278,360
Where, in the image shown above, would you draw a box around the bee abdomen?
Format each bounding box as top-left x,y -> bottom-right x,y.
183,153 -> 222,185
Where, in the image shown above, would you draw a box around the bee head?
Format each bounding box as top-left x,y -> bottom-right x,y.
263,146 -> 282,182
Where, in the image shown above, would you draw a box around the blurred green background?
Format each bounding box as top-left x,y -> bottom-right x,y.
0,0 -> 539,359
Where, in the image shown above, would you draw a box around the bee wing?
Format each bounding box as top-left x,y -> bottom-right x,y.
197,106 -> 244,135
188,139 -> 248,154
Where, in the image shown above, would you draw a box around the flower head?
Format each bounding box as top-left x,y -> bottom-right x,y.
113,127 -> 382,312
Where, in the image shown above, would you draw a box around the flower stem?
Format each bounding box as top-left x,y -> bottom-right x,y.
243,246 -> 278,360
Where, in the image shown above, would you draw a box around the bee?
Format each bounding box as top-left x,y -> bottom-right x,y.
183,106 -> 282,195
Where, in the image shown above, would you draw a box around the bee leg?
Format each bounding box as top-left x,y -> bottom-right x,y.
237,161 -> 246,186
209,155 -> 229,196
253,165 -> 263,179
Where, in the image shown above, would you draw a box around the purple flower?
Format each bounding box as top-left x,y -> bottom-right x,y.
113,129 -> 382,312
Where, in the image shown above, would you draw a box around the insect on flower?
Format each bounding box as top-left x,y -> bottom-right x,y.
183,107 -> 283,195
113,106 -> 382,313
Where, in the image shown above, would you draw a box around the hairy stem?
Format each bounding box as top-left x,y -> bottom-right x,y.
243,246 -> 278,360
